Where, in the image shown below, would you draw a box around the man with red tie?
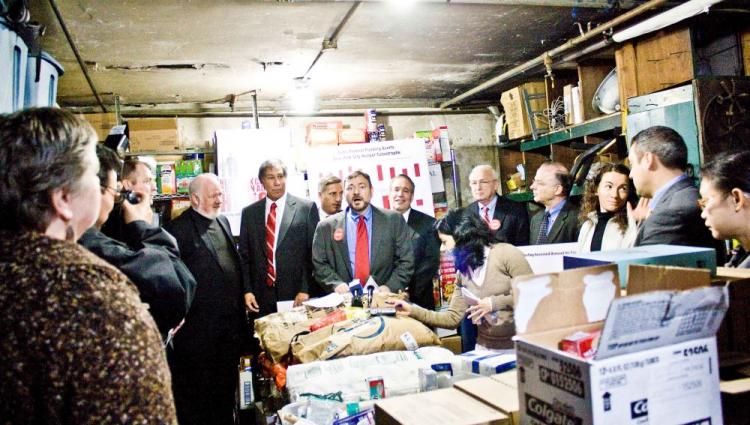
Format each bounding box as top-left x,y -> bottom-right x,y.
465,164 -> 530,246
240,159 -> 319,317
312,170 -> 414,294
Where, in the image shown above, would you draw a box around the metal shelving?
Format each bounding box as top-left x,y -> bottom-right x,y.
517,113 -> 622,151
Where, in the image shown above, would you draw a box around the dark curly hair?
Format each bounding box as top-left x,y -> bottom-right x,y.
578,163 -> 634,234
435,208 -> 496,275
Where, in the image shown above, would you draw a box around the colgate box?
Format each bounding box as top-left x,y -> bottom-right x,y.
511,264 -> 728,425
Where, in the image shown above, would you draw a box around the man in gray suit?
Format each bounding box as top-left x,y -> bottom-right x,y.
628,126 -> 719,257
313,170 -> 414,294
529,161 -> 579,244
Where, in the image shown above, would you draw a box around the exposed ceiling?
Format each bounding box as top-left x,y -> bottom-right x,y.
24,0 -> 659,113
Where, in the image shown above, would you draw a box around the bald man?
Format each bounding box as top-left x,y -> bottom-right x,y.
466,164 -> 530,246
164,173 -> 250,425
529,161 -> 579,244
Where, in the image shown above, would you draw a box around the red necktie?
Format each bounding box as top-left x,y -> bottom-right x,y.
482,206 -> 491,226
354,215 -> 370,283
265,202 -> 277,287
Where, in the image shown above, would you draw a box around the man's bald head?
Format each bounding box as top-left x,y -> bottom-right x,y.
190,173 -> 223,219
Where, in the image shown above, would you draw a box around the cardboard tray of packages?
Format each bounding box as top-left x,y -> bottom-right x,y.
511,264 -> 729,425
563,244 -> 717,288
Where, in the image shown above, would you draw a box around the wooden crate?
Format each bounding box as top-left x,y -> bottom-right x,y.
615,26 -> 694,103
577,61 -> 614,121
742,29 -> 750,76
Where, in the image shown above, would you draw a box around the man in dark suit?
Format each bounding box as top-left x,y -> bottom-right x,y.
529,161 -> 579,244
628,126 -> 721,258
164,173 -> 249,425
313,170 -> 414,294
466,164 -> 529,246
240,159 -> 320,317
389,174 -> 440,310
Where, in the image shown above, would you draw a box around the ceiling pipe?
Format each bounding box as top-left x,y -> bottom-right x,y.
440,0 -> 671,109
301,1 -> 361,80
47,0 -> 107,112
290,0 -> 641,8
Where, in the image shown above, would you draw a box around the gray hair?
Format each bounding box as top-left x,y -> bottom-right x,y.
258,159 -> 287,180
630,126 -> 688,171
318,174 -> 342,193
0,107 -> 97,232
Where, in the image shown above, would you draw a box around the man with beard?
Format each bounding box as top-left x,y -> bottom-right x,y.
164,173 -> 249,425
312,170 -> 414,294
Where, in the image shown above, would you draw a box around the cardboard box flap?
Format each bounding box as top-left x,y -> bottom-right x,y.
627,264 -> 710,295
512,264 -> 619,335
595,285 -> 729,360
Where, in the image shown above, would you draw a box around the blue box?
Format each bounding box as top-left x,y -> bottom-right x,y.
563,244 -> 716,288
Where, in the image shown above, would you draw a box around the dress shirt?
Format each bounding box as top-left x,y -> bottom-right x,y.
265,192 -> 287,266
346,206 -> 373,274
477,194 -> 498,220
544,198 -> 567,236
401,208 -> 411,223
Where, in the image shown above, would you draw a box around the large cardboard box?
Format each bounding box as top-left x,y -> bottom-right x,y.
500,82 -> 548,140
128,118 -> 180,152
80,112 -> 118,141
563,244 -> 717,288
512,265 -> 728,425
456,371 -> 520,425
374,387 -> 509,425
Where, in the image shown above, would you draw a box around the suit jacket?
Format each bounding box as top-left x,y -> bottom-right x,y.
164,208 -> 247,363
239,193 -> 319,316
467,195 -> 530,246
407,209 -> 440,310
79,222 -> 196,337
530,199 -> 580,244
312,205 -> 415,293
635,178 -> 724,262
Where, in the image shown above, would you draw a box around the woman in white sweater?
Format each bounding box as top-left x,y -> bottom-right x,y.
577,163 -> 637,252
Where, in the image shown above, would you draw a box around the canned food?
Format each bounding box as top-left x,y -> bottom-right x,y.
366,376 -> 385,399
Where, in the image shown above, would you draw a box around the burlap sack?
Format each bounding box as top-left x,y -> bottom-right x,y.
254,307 -> 329,363
290,316 -> 441,363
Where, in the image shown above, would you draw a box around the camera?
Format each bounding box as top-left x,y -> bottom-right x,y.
119,190 -> 141,204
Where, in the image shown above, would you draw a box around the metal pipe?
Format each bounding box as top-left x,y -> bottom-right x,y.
251,91 -> 259,129
440,0 -> 670,108
450,149 -> 462,206
302,1 -> 361,79
47,0 -> 107,112
119,108 -> 491,119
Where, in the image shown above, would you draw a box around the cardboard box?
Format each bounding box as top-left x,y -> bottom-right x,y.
128,118 -> 180,152
338,128 -> 366,144
626,264 -> 710,295
456,350 -> 516,376
500,82 -> 548,140
456,372 -> 520,425
563,244 -> 717,288
374,387 -> 509,425
80,112 -> 118,141
306,121 -> 342,146
513,267 -> 729,425
440,335 -> 462,355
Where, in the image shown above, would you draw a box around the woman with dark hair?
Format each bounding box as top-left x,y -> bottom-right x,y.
0,108 -> 176,423
392,208 -> 532,350
699,151 -> 750,268
576,163 -> 637,252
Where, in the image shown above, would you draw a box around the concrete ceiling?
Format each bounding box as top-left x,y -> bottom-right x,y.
26,0 -> 644,112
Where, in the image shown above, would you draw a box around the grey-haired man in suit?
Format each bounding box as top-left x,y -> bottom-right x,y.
529,161 -> 579,244
312,170 -> 414,294
628,126 -> 721,260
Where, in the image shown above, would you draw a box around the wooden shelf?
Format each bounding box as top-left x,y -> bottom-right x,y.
518,113 -> 622,151
125,149 -> 214,157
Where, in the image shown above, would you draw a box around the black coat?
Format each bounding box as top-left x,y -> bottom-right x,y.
164,208 -> 247,363
407,209 -> 440,310
79,222 -> 196,338
239,194 -> 320,316
467,194 -> 530,246
530,199 -> 580,245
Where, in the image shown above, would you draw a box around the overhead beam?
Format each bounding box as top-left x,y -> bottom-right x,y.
280,0 -> 640,8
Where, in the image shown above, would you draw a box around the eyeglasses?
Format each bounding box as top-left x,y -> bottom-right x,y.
101,185 -> 124,202
469,179 -> 497,186
698,191 -> 750,210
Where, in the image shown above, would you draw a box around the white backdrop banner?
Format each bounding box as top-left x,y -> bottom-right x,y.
215,128 -> 307,235
307,139 -> 435,216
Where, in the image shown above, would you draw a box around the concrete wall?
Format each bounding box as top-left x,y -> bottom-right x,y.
162,112 -> 500,209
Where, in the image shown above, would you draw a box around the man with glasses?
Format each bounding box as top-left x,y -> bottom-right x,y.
628,126 -> 722,261
529,161 -> 579,244
466,164 -> 530,246
79,145 -> 196,339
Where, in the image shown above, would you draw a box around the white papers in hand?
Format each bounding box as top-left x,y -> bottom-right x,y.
303,292 -> 345,309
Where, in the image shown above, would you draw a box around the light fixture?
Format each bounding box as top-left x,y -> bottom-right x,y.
291,77 -> 316,113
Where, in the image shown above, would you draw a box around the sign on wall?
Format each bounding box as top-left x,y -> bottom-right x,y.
307,139 -> 435,216
215,128 -> 307,234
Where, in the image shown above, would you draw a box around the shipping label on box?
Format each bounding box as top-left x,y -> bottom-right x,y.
563,244 -> 717,288
514,285 -> 728,425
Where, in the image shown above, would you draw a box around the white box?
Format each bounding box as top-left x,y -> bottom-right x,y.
512,275 -> 728,425
456,350 -> 516,376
